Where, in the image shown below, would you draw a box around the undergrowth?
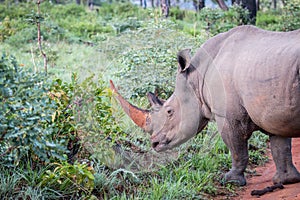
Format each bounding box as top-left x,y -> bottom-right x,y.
1,1 -> 296,199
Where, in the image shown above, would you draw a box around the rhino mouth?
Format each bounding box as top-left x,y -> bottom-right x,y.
151,138 -> 172,152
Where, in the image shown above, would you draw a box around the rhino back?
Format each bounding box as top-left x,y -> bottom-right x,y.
202,26 -> 300,136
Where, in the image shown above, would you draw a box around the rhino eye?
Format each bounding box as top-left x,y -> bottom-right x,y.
166,108 -> 174,117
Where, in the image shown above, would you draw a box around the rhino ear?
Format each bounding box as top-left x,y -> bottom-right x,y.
147,92 -> 164,108
177,49 -> 191,72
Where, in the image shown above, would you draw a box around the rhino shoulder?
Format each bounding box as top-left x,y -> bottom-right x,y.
199,26 -> 259,57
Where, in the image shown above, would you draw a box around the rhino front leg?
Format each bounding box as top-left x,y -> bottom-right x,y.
216,117 -> 251,186
270,135 -> 300,184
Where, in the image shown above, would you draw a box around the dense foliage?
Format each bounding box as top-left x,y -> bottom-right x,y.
0,1 -> 298,199
0,54 -> 67,164
0,54 -> 127,198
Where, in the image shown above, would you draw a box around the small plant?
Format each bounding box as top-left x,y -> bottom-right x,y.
0,167 -> 21,199
93,163 -> 141,199
40,161 -> 95,197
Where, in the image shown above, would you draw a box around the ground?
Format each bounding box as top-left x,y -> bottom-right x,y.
232,138 -> 300,200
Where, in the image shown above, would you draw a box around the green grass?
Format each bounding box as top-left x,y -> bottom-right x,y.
0,1 -> 285,199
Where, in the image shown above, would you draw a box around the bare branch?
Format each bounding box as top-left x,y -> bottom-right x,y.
36,0 -> 47,74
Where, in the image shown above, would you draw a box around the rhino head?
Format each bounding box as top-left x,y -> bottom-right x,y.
110,49 -> 209,152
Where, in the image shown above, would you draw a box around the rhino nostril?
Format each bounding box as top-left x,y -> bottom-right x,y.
166,138 -> 171,145
152,141 -> 159,148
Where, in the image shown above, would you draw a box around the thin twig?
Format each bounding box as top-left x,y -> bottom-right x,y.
0,146 -> 15,157
36,0 -> 47,74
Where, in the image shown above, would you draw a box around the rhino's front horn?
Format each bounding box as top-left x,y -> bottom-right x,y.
110,80 -> 150,130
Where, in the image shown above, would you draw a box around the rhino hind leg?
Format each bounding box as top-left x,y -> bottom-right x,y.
270,136 -> 300,184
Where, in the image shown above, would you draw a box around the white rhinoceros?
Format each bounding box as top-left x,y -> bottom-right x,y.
110,25 -> 300,186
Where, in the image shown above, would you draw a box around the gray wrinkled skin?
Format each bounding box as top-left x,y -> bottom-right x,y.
115,25 -> 300,186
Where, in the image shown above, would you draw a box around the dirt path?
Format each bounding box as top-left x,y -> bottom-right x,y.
232,138 -> 300,200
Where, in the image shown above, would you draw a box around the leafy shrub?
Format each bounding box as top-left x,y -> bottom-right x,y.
0,17 -> 17,42
0,54 -> 68,165
107,20 -> 199,100
169,5 -> 251,37
63,16 -> 113,38
6,27 -> 37,47
116,44 -> 177,99
40,161 -> 95,197
98,2 -> 147,20
50,73 -> 126,165
257,0 -> 300,31
46,3 -> 86,19
0,3 -> 31,42
256,10 -> 280,29
0,2 -> 32,20
111,17 -> 142,34
280,0 -> 300,31
169,6 -> 188,20
195,5 -> 251,36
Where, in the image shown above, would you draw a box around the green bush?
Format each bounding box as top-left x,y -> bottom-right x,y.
50,73 -> 127,166
257,0 -> 300,31
0,54 -> 68,165
98,2 -> 146,20
0,2 -> 169,45
195,6 -> 251,36
280,0 -> 300,31
108,20 -> 199,100
46,3 -> 86,19
169,6 -> 188,20
256,10 -> 280,29
40,161 -> 95,197
6,27 -> 37,47
0,2 -> 32,20
0,17 -> 17,42
169,5 -> 251,37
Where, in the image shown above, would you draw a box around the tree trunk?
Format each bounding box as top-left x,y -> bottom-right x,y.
156,0 -> 160,7
161,0 -> 169,17
88,0 -> 94,10
199,0 -> 205,10
272,0 -> 276,9
193,0 -> 205,12
151,0 -> 155,7
140,0 -> 147,8
236,0 -> 257,25
216,0 -> 228,10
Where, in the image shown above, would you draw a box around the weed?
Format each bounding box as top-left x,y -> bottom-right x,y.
0,168 -> 21,199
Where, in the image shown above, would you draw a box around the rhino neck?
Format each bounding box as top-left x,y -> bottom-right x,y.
188,50 -> 213,120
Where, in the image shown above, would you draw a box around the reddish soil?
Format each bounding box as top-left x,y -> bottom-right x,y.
231,138 -> 300,200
